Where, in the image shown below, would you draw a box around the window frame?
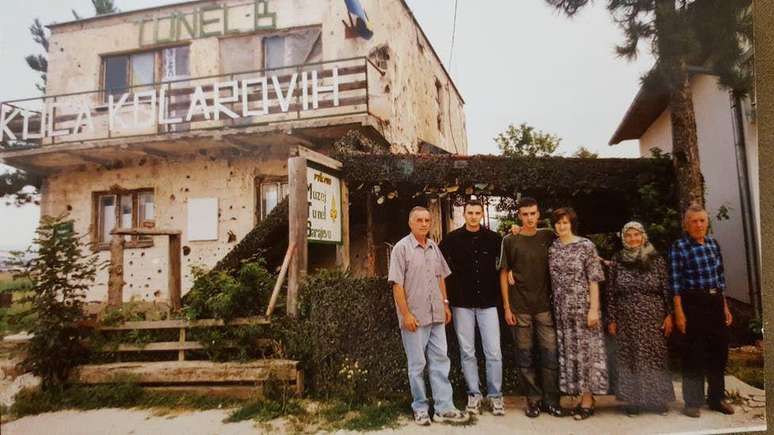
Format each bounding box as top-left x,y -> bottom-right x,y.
92,188 -> 156,250
256,177 -> 289,222
100,44 -> 191,101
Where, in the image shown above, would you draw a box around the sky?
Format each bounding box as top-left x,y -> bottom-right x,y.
0,0 -> 653,250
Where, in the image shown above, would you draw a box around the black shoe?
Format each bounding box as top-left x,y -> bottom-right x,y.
541,402 -> 567,417
708,401 -> 735,415
573,404 -> 595,420
624,405 -> 640,417
525,400 -> 541,418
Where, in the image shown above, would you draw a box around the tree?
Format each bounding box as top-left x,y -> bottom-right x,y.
2,1 -> 121,206
495,123 -> 561,157
545,0 -> 752,210
14,215 -> 100,389
573,146 -> 599,158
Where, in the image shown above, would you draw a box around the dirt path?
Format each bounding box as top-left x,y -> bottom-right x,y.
2,376 -> 765,435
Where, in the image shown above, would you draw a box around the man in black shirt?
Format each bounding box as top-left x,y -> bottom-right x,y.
440,200 -> 505,416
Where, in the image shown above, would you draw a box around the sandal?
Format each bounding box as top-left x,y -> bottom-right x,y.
573,398 -> 595,420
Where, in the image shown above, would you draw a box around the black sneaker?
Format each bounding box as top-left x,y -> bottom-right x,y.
541,402 -> 567,417
525,400 -> 541,418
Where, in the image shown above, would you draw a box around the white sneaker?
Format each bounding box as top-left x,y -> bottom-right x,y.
466,394 -> 482,415
414,410 -> 431,426
490,396 -> 506,416
432,408 -> 469,423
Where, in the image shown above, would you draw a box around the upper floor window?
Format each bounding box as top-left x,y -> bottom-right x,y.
263,28 -> 322,70
102,46 -> 190,98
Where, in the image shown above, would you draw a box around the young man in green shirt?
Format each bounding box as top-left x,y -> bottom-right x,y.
499,197 -> 564,418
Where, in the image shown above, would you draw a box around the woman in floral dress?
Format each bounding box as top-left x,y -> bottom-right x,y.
606,221 -> 675,416
548,207 -> 608,420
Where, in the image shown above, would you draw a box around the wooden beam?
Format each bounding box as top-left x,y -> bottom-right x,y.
71,360 -> 299,384
266,243 -> 295,317
96,316 -> 271,331
107,234 -> 125,307
366,193 -> 376,276
112,228 -> 182,236
169,233 -> 182,311
140,147 -> 170,158
336,182 -> 350,270
287,157 -> 308,317
292,145 -> 343,170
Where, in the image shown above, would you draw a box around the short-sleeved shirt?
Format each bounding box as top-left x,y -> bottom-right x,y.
668,234 -> 726,295
498,229 -> 554,314
388,233 -> 452,326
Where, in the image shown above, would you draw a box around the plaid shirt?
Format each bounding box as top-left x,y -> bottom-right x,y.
668,234 -> 726,295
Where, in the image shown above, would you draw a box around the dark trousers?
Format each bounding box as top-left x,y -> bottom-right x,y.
680,292 -> 729,408
512,311 -> 560,406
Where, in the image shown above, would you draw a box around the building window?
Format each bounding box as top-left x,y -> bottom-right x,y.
259,181 -> 288,220
102,46 -> 190,98
263,28 -> 322,70
94,189 -> 155,248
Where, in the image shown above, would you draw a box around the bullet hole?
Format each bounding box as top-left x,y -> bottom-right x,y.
147,277 -> 151,280
129,261 -> 133,266
154,290 -> 161,298
139,158 -> 147,166
157,269 -> 162,274
385,84 -> 391,93
229,171 -> 234,177
66,204 -> 72,211
229,205 -> 233,210
170,216 -> 175,220
130,274 -> 134,277
183,246 -> 191,256
184,188 -> 189,192
145,284 -> 150,288
230,217 -> 237,221
140,252 -> 145,257
170,194 -> 176,201
227,230 -> 236,243
129,284 -> 134,288
60,47 -> 64,52
186,175 -> 191,179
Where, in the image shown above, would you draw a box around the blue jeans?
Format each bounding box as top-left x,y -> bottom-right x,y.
400,323 -> 455,413
452,307 -> 503,398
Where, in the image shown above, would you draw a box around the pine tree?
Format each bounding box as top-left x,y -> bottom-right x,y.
545,0 -> 752,210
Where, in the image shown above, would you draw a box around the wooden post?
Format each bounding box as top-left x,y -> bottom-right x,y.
178,327 -> 186,361
266,243 -> 295,317
365,193 -> 376,276
287,157 -> 308,317
336,181 -> 351,270
107,234 -> 126,307
168,233 -> 182,311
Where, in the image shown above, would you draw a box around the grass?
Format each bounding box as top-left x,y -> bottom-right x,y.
8,383 -> 411,432
726,348 -> 765,390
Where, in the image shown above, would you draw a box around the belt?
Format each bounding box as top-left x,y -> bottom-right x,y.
684,288 -> 720,295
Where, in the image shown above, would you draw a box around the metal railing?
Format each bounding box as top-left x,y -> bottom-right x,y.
0,56 -> 384,149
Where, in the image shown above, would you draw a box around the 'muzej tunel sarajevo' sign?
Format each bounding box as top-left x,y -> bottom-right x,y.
307,168 -> 342,244
0,68 -> 341,143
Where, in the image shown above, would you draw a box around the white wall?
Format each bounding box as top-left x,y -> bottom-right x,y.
638,74 -> 751,302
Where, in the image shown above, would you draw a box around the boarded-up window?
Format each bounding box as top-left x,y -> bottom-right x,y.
220,35 -> 262,75
264,28 -> 322,71
103,46 -> 190,99
162,46 -> 190,81
260,181 -> 289,220
187,198 -> 219,241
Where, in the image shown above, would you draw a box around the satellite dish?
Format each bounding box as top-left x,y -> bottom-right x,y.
343,0 -> 373,40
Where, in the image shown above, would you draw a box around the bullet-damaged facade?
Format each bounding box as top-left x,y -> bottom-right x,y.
0,0 -> 467,302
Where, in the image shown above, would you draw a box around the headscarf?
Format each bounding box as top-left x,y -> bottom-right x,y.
617,221 -> 657,269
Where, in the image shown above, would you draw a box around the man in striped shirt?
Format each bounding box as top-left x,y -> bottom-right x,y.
669,204 -> 735,418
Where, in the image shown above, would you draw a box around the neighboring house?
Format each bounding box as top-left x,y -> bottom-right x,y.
0,0 -> 467,302
609,68 -> 760,306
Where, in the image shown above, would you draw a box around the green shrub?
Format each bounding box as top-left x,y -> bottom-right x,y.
13,215 -> 101,389
183,261 -> 274,321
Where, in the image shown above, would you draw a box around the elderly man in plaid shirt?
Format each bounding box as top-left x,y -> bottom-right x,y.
669,204 -> 735,418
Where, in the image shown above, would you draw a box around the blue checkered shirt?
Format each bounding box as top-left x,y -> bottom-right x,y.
668,234 -> 726,295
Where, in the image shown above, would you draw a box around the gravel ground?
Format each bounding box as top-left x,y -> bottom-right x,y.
1,376 -> 765,435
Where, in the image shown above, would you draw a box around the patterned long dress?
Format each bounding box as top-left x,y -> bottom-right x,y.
606,255 -> 675,407
548,237 -> 609,395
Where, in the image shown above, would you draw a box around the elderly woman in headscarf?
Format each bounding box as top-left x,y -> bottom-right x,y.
606,221 -> 675,416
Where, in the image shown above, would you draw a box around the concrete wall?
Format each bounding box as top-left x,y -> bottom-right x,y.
45,0 -> 467,155
40,155 -> 286,302
638,74 -> 756,303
